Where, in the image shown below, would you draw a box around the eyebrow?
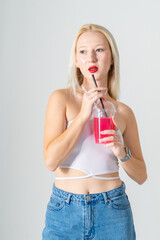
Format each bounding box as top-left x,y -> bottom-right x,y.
78,44 -> 105,49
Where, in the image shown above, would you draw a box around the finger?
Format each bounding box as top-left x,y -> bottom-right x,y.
99,136 -> 116,142
100,130 -> 120,139
104,141 -> 122,147
100,130 -> 116,134
88,91 -> 105,99
90,94 -> 107,104
87,87 -> 107,93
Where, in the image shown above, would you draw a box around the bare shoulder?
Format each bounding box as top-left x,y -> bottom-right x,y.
115,100 -> 135,119
48,88 -> 73,111
49,88 -> 69,101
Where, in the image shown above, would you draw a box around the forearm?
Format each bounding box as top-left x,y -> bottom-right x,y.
119,156 -> 147,185
44,114 -> 87,171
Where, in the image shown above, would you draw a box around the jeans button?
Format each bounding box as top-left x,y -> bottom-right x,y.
87,196 -> 91,201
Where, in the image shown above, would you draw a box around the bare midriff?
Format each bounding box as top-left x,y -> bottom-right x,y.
55,168 -> 122,194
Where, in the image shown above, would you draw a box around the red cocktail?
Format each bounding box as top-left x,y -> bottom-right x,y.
94,117 -> 115,144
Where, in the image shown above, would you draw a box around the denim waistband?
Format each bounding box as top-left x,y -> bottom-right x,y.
52,181 -> 126,204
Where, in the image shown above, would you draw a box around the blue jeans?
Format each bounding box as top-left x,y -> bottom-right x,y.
42,181 -> 136,240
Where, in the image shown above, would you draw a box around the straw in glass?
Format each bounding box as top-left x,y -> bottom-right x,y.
91,74 -> 108,118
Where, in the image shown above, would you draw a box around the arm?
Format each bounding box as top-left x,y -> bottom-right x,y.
118,106 -> 147,185
43,90 -> 87,171
100,104 -> 147,185
43,87 -> 107,171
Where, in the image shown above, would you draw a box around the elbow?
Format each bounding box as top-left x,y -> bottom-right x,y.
138,172 -> 148,185
43,147 -> 63,172
137,161 -> 148,185
44,159 -> 57,172
43,150 -> 57,172
46,164 -> 55,172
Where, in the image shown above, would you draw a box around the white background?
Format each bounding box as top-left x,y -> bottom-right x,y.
1,0 -> 160,239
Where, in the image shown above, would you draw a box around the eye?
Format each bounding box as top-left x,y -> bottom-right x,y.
80,50 -> 86,54
96,48 -> 103,52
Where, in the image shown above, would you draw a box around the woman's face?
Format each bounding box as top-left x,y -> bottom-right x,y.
75,31 -> 113,82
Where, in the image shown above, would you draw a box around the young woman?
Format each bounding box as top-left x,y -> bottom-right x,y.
42,23 -> 147,240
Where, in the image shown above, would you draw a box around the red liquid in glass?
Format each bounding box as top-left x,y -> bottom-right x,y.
94,117 -> 116,144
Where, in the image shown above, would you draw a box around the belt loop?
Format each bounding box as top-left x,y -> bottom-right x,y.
65,193 -> 72,204
102,192 -> 109,204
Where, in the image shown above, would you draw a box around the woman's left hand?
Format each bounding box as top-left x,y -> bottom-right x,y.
99,116 -> 126,159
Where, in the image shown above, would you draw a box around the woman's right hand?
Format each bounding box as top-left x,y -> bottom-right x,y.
79,87 -> 107,123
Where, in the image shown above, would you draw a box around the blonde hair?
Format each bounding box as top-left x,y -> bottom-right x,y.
66,23 -> 120,100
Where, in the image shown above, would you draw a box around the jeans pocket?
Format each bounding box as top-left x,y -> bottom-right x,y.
109,193 -> 131,210
47,193 -> 66,211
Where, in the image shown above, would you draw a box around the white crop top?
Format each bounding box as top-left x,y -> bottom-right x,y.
55,86 -> 124,180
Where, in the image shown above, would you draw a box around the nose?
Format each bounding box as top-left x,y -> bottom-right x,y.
88,50 -> 97,63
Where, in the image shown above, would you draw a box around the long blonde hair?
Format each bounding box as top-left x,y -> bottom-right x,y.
66,23 -> 120,100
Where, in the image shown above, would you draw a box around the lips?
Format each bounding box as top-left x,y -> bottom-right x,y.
88,66 -> 98,73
